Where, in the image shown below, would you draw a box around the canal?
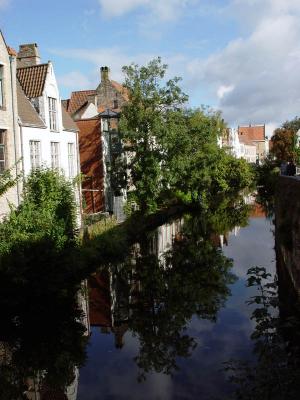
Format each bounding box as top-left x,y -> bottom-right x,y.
77,204 -> 276,399
2,198 -> 300,399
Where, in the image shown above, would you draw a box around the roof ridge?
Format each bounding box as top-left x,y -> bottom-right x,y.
71,89 -> 96,94
17,63 -> 49,70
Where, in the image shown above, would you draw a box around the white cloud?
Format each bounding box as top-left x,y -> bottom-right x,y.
217,85 -> 234,100
52,47 -> 156,84
186,0 -> 300,127
57,71 -> 94,91
98,0 -> 192,21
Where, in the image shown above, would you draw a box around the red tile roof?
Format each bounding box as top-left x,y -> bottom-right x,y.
238,125 -> 265,142
17,63 -> 49,98
68,90 -> 96,115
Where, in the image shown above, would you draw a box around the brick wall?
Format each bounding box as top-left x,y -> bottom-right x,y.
76,118 -> 104,213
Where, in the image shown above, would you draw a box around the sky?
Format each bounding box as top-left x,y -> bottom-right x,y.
1,0 -> 300,135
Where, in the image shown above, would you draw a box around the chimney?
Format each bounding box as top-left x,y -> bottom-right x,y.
101,66 -> 110,82
17,43 -> 41,68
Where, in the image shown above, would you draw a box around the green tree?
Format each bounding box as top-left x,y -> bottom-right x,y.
270,127 -> 295,162
0,165 -> 19,197
120,58 -> 254,213
270,116 -> 300,162
0,168 -> 87,398
120,57 -> 188,213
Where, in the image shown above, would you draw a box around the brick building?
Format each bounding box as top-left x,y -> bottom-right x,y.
64,67 -> 128,214
238,124 -> 268,162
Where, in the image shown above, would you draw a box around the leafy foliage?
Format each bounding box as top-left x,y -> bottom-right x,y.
120,57 -> 188,213
0,168 -> 87,396
120,58 -> 253,213
270,116 -> 300,162
0,168 -> 77,255
0,164 -> 19,197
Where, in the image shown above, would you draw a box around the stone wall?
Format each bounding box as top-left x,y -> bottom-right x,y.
275,176 -> 300,298
96,80 -> 127,111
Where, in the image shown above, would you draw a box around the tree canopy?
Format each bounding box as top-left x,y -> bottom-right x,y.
270,116 -> 300,162
120,58 -> 253,213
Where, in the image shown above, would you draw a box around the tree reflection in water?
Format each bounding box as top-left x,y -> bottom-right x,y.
224,266 -> 300,400
0,239 -> 88,399
90,195 -> 251,381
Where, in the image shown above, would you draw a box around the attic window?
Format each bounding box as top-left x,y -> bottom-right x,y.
48,97 -> 58,131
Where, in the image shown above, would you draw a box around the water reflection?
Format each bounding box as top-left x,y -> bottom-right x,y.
2,195 -> 290,399
88,196 -> 251,382
225,266 -> 300,400
0,241 -> 88,399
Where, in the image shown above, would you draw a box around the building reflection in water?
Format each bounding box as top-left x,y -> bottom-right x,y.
89,220 -> 184,349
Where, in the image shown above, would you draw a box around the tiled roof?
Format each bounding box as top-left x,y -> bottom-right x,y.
17,63 -> 49,98
238,125 -> 265,142
16,80 -> 46,128
68,90 -> 96,115
61,103 -> 78,132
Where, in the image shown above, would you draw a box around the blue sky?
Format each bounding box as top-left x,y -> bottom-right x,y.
1,0 -> 300,134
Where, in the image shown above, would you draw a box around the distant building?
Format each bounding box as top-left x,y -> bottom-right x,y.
64,67 -> 128,215
238,124 -> 268,162
224,127 -> 256,163
0,31 -> 21,220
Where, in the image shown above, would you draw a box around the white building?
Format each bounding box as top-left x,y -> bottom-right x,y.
16,44 -> 81,219
226,127 -> 257,163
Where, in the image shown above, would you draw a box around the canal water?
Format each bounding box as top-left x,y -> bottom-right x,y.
77,206 -> 276,399
4,198 -> 300,399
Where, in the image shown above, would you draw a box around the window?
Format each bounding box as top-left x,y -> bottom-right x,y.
0,65 -> 4,108
68,142 -> 75,178
48,97 -> 58,131
0,130 -> 6,173
29,140 -> 41,169
113,99 -> 118,109
51,142 -> 60,169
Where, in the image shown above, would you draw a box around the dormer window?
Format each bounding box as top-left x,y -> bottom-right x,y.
0,65 -> 4,108
48,97 -> 58,131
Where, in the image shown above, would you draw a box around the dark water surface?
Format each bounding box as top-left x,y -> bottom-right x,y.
77,213 -> 275,400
